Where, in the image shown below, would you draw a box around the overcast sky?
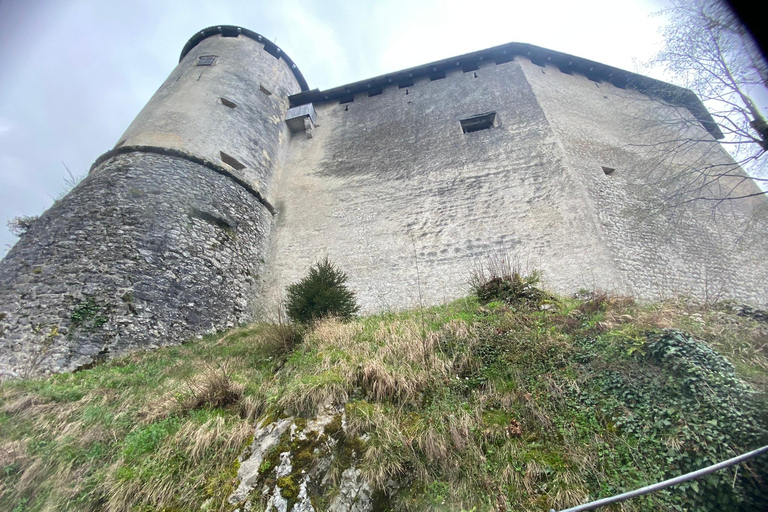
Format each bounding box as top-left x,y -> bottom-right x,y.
0,0 -> 669,253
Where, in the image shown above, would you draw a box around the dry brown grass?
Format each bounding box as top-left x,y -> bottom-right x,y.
272,317 -> 481,416
176,362 -> 245,414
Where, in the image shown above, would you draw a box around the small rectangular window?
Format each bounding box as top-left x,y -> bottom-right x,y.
602,166 -> 616,176
460,112 -> 498,134
196,55 -> 217,66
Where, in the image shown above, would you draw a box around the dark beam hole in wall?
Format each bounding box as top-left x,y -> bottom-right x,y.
429,71 -> 446,81
220,97 -> 237,108
263,44 -> 281,60
188,207 -> 236,231
220,151 -> 246,170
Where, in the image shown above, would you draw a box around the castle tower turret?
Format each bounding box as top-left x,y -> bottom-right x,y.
0,26 -> 307,378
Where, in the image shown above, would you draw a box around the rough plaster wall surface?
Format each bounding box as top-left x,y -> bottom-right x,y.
520,59 -> 768,305
262,59 -> 623,314
0,153 -> 271,378
119,34 -> 299,201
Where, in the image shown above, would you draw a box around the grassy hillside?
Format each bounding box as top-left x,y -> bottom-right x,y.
1,282 -> 767,511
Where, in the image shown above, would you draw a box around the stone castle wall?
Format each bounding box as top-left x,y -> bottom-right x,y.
261,56 -> 767,312
2,28 -> 766,378
519,58 -> 768,304
0,152 -> 273,378
261,57 -> 622,314
0,30 -> 302,378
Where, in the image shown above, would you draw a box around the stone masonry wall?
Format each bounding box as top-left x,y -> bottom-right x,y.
261,58 -> 621,314
0,152 -> 272,378
119,33 -> 301,202
520,58 -> 768,305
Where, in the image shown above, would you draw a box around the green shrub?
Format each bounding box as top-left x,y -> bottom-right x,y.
285,258 -> 360,323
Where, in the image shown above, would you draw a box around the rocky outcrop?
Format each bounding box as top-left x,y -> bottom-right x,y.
229,404 -> 379,512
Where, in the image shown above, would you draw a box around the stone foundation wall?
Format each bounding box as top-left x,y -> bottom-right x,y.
0,151 -> 272,378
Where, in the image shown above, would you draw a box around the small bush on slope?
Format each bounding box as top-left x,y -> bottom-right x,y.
285,258 -> 360,324
1,293 -> 766,511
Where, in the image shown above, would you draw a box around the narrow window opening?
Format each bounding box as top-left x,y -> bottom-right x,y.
339,96 -> 354,104
473,72 -> 478,78
429,71 -> 446,81
602,166 -> 616,176
368,87 -> 383,97
398,80 -> 414,89
220,151 -> 246,170
460,112 -> 498,134
220,97 -> 237,108
462,62 -> 479,73
344,105 -> 349,111
259,85 -> 272,96
405,89 -> 409,95
196,55 -> 217,66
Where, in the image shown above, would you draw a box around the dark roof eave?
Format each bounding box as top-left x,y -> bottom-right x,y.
180,25 -> 309,92
288,42 -> 723,140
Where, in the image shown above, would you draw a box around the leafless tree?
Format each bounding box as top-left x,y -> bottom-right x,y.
646,0 -> 767,207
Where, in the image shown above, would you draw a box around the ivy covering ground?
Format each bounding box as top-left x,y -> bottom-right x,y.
1,287 -> 766,511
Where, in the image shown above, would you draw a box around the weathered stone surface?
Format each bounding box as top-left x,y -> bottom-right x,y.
328,467 -> 373,512
118,31 -> 301,201
261,56 -> 768,313
231,418 -> 293,504
2,27 -> 767,378
0,152 -> 273,378
231,404 -> 376,512
0,30 -> 302,379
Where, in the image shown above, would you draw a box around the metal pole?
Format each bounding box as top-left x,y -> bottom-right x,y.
550,444 -> 768,512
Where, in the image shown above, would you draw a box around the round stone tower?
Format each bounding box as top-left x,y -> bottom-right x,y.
0,26 -> 307,378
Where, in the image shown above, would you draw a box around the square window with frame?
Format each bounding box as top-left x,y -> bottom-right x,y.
460,112 -> 499,133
